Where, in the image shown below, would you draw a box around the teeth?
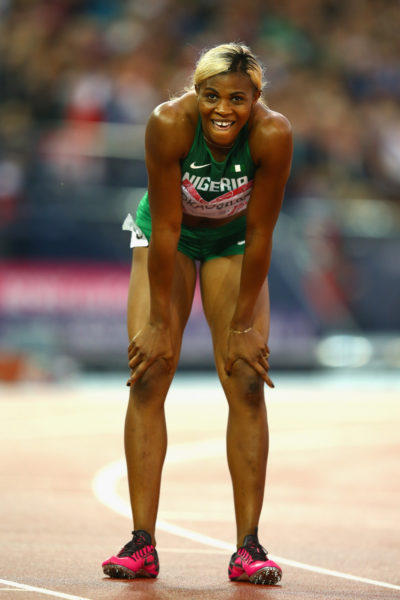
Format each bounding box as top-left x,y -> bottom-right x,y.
213,121 -> 231,128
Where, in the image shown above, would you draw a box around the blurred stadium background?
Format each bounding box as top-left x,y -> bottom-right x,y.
0,0 -> 399,381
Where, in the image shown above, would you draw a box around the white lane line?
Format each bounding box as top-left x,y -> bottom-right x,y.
161,547 -> 226,554
154,522 -> 400,592
0,579 -> 91,600
93,450 -> 400,593
91,438 -> 226,520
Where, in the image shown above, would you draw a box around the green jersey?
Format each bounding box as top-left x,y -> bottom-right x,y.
180,117 -> 256,219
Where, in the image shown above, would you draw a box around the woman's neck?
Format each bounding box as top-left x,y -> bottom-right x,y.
203,134 -> 235,161
203,134 -> 234,151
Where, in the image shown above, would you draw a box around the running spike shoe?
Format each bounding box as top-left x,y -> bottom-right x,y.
102,530 -> 159,579
228,534 -> 282,585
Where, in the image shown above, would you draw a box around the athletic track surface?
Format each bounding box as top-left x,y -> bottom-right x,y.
1,371 -> 399,600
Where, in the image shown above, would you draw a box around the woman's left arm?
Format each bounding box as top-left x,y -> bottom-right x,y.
225,112 -> 292,385
230,111 -> 293,332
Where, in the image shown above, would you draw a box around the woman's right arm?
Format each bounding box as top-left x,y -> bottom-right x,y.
127,103 -> 189,385
146,105 -> 187,328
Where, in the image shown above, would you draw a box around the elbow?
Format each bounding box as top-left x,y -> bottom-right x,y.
150,210 -> 182,240
151,220 -> 181,245
245,230 -> 273,270
246,227 -> 273,253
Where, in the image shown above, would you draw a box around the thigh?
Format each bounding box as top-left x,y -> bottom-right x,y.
200,255 -> 270,374
127,247 -> 197,360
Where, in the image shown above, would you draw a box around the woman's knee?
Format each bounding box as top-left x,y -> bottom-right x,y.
130,357 -> 176,405
224,359 -> 265,408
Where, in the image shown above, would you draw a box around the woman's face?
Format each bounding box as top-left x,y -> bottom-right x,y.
196,71 -> 260,148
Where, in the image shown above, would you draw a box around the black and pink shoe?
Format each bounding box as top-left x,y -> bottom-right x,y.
228,533 -> 282,585
102,530 -> 159,579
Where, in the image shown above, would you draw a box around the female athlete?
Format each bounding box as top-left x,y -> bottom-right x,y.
102,42 -> 292,585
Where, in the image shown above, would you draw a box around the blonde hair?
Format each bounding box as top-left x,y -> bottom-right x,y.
193,43 -> 265,93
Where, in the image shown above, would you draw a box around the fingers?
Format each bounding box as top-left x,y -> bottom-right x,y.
127,325 -> 175,386
225,356 -> 234,376
127,341 -> 140,385
259,354 -> 270,372
127,354 -> 155,386
225,352 -> 274,389
257,350 -> 274,388
127,341 -> 149,385
264,372 -> 275,389
128,330 -> 143,360
128,350 -> 143,371
127,355 -> 174,387
127,363 -> 148,386
251,360 -> 275,389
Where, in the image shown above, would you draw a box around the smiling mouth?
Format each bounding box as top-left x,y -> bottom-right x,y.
212,120 -> 234,130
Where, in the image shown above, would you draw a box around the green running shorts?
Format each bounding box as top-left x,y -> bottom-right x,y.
135,196 -> 246,262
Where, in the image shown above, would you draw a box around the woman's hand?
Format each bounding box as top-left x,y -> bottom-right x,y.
225,328 -> 274,388
127,322 -> 174,386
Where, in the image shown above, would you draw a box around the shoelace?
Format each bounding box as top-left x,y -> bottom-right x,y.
118,532 -> 149,557
244,539 -> 268,561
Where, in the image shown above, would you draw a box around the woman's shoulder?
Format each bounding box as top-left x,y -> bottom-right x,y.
250,103 -> 292,139
148,92 -> 197,135
248,104 -> 292,164
146,91 -> 198,159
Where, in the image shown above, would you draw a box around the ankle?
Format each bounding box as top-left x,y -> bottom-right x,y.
237,526 -> 259,548
133,527 -> 156,546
